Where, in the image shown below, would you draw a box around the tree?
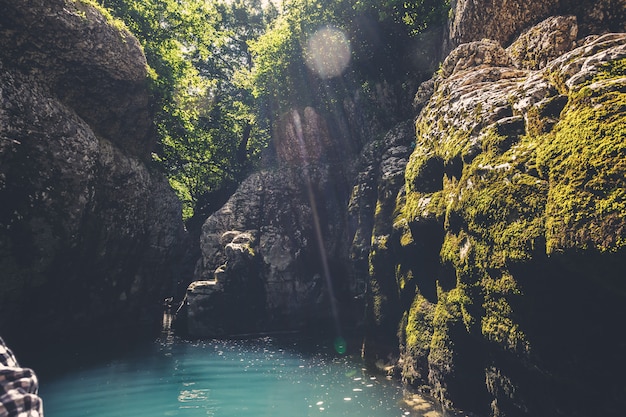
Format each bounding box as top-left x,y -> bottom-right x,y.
98,0 -> 273,221
95,0 -> 450,221
245,0 -> 451,125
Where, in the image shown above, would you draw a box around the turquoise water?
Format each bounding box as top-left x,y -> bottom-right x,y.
38,335 -> 426,417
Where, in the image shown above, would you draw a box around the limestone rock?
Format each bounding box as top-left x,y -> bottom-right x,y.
190,106 -> 354,336
446,0 -> 559,52
0,0 -> 153,158
0,0 -> 185,338
188,94 -> 424,338
445,0 -> 625,53
569,0 -> 626,35
507,15 -> 578,70
439,39 -> 513,78
274,107 -> 334,165
398,17 -> 626,417
347,121 -> 416,354
189,167 -> 336,337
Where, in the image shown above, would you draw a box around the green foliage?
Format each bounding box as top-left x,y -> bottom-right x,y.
76,0 -> 129,32
93,0 -> 450,220
246,0 -> 351,120
247,0 -> 450,123
97,0 -> 272,220
354,0 -> 451,35
247,14 -> 307,113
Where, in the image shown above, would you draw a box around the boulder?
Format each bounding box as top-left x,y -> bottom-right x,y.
446,0 -> 559,52
445,0 -> 626,53
507,15 -> 578,70
0,0 -> 154,158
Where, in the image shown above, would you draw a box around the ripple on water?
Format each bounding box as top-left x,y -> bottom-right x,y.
40,336 -> 441,417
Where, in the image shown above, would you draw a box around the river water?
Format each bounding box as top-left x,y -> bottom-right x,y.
37,334 -> 441,417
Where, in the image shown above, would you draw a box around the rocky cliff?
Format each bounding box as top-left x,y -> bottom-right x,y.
189,1 -> 626,416
188,107 -> 357,336
0,0 -> 186,341
446,0 -> 625,53
392,24 -> 626,417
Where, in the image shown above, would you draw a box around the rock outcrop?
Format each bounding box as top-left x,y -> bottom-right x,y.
388,16 -> 626,417
347,121 -> 416,355
188,105 -> 419,340
445,0 -> 626,53
188,107 -> 355,337
447,0 -> 559,51
0,0 -> 186,340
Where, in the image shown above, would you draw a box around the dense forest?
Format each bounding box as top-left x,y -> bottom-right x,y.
91,0 -> 450,222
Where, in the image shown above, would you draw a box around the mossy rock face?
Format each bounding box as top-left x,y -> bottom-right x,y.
506,15 -> 578,70
397,27 -> 626,416
399,293 -> 434,385
359,122 -> 415,354
538,65 -> 626,253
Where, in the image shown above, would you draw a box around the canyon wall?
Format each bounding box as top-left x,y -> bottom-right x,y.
391,24 -> 626,417
0,0 -> 186,341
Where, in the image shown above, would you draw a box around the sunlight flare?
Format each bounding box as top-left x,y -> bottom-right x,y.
291,110 -> 343,343
305,26 -> 351,79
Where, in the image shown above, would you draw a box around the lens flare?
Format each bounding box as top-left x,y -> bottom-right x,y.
334,337 -> 347,355
290,110 -> 344,348
305,26 -> 351,79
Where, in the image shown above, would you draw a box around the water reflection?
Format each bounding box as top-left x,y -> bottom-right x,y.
40,336 -> 447,417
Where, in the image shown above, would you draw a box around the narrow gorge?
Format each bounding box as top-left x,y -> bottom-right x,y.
1,1 -> 625,416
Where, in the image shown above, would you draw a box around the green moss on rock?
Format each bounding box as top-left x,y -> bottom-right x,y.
404,292 -> 435,358
394,32 -> 626,416
452,153 -> 548,265
537,61 -> 626,253
481,272 -> 529,354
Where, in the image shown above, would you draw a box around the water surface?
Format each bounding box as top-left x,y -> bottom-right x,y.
39,335 -> 437,417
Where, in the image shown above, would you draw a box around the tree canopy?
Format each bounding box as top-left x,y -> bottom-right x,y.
94,0 -> 450,223
97,0 -> 273,221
